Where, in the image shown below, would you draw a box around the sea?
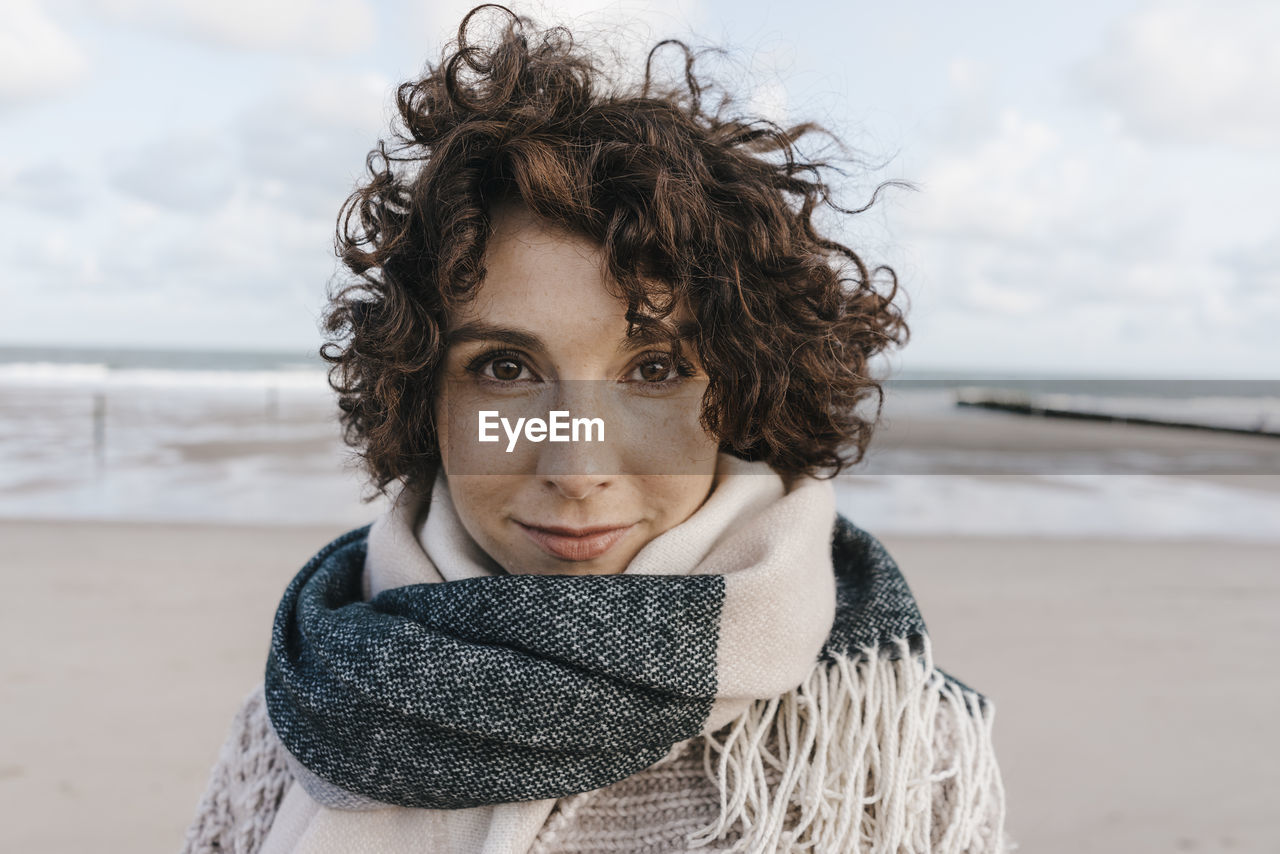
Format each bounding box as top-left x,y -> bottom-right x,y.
3,345 -> 1278,541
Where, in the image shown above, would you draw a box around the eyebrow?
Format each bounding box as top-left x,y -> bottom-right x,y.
445,321 -> 545,351
444,319 -> 702,354
617,319 -> 701,353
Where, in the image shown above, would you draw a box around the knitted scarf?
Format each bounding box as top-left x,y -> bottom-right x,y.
260,454 -> 1005,853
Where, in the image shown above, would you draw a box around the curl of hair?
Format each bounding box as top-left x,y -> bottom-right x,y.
322,3 -> 909,494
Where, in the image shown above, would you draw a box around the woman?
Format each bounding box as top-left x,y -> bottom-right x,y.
182,6 -> 1008,852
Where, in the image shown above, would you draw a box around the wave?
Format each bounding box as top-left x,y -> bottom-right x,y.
0,361 -> 330,391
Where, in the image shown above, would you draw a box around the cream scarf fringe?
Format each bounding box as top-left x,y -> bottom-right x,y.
688,638 -> 1007,853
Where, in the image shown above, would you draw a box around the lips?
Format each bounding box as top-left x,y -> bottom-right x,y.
516,521 -> 634,562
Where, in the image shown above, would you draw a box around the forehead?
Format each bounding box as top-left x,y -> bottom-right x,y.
483,204 -> 611,301
445,203 -> 692,343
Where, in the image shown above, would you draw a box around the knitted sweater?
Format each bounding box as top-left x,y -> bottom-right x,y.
181,678 -> 1008,853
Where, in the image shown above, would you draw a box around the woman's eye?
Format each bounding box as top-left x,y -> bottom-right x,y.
636,359 -> 673,382
629,354 -> 690,384
472,354 -> 535,383
488,358 -> 525,381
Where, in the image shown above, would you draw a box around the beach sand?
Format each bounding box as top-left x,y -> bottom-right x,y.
884,535 -> 1280,853
1,520 -> 1276,853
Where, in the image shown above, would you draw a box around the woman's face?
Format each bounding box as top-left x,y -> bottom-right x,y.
433,203 -> 720,576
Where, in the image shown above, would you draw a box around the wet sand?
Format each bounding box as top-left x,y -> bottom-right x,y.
866,403 -> 1280,475
0,520 -> 1276,853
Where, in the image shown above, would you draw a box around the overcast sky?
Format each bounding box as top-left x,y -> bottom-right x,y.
2,0 -> 1277,377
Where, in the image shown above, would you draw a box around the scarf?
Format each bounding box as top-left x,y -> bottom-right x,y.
259,453 -> 1005,853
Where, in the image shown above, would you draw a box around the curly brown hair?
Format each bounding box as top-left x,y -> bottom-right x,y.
322,4 -> 909,495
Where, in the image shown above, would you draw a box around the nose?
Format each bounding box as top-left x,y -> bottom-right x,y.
536,437 -> 618,499
542,472 -> 610,501
535,381 -> 619,500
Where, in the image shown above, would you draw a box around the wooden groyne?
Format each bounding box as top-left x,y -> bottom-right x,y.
954,387 -> 1280,439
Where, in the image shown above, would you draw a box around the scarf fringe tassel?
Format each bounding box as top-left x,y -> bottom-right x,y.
688,636 -> 1009,853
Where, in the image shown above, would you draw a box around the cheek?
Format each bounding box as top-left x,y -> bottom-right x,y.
446,478 -> 481,522
642,471 -> 717,527
444,475 -> 519,543
608,389 -> 718,477
435,389 -> 497,477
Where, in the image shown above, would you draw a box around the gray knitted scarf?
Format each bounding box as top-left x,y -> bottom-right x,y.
263,513 -> 934,810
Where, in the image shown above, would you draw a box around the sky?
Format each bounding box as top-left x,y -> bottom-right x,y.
1,0 -> 1277,377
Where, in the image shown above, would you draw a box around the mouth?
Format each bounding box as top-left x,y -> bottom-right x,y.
515,521 -> 635,562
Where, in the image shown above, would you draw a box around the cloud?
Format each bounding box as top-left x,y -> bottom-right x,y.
0,1 -> 88,103
414,0 -> 705,89
1220,232 -> 1280,297
0,179 -> 344,349
893,98 -> 1279,373
1078,0 -> 1280,149
99,69 -> 389,220
235,71 -> 392,219
121,193 -> 340,300
108,132 -> 238,213
0,67 -> 398,350
87,0 -> 375,57
905,109 -> 1171,260
0,162 -> 89,214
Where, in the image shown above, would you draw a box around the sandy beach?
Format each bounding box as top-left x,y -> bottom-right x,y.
1,518 -> 1276,853
3,368 -> 1278,851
